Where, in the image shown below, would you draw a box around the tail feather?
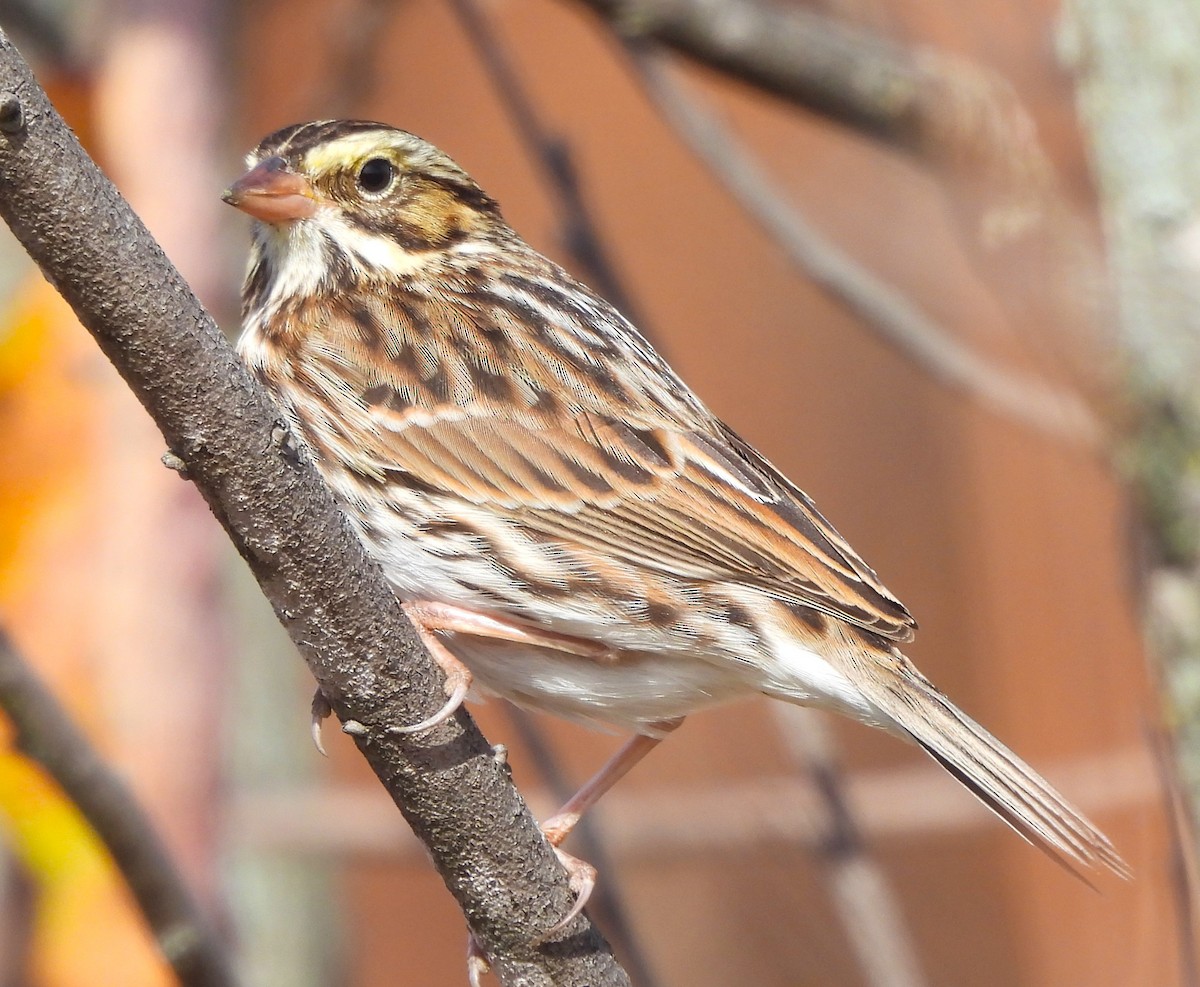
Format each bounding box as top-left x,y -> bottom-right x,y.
856,652 -> 1130,881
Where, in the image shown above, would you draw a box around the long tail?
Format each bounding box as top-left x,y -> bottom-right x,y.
842,648 -> 1130,880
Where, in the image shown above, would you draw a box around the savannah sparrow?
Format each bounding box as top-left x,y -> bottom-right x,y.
224,120 -> 1127,925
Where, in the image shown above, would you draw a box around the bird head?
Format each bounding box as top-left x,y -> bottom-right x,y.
225,120 -> 511,314
224,120 -> 505,253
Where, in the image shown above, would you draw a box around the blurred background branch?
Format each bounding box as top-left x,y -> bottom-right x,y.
568,0 -> 1055,222
769,705 -> 928,987
567,0 -> 1009,159
451,0 -> 649,328
627,42 -> 1103,448
0,630 -> 237,987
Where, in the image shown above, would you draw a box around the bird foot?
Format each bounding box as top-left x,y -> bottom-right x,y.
387,644 -> 472,734
534,845 -> 596,941
385,600 -> 476,734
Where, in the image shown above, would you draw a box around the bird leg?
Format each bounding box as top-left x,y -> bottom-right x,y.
402,599 -> 619,662
391,598 -> 621,734
540,726 -> 679,844
537,719 -> 683,936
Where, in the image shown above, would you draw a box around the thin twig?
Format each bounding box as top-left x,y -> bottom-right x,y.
0,630 -> 237,987
317,0 -> 396,116
626,44 -> 1104,448
567,0 -> 1042,175
770,707 -> 929,987
0,845 -> 34,987
0,32 -> 627,987
450,0 -> 649,330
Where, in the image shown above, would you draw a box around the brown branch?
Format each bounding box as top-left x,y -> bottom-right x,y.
0,31 -> 628,987
626,44 -> 1104,448
0,631 -> 237,987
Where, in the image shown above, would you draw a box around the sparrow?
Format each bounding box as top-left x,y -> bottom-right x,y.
224,119 -> 1128,934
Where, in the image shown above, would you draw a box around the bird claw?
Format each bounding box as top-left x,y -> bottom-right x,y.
466,933 -> 490,987
389,664 -> 471,734
310,689 -> 331,756
533,846 -> 596,942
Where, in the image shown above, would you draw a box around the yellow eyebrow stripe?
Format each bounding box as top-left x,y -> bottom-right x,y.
303,132 -> 401,174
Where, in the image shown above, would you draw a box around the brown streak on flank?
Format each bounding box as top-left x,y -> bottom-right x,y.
518,573 -> 577,600
243,260 -> 270,315
361,384 -> 394,406
791,606 -> 829,634
347,298 -> 390,352
719,599 -> 759,634
456,580 -> 519,608
642,597 -> 680,627
398,295 -> 434,339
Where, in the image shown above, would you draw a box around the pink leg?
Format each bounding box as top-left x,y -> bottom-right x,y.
538,719 -> 683,936
540,728 -> 678,844
404,600 -> 618,662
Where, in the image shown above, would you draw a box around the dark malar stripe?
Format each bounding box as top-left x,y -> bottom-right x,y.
242,258 -> 270,315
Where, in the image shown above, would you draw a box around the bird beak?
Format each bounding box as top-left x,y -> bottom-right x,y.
222,155 -> 317,223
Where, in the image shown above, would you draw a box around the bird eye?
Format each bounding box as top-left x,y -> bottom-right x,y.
357,157 -> 396,195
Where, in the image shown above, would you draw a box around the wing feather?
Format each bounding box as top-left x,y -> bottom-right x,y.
287,285 -> 916,641
360,408 -> 916,641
